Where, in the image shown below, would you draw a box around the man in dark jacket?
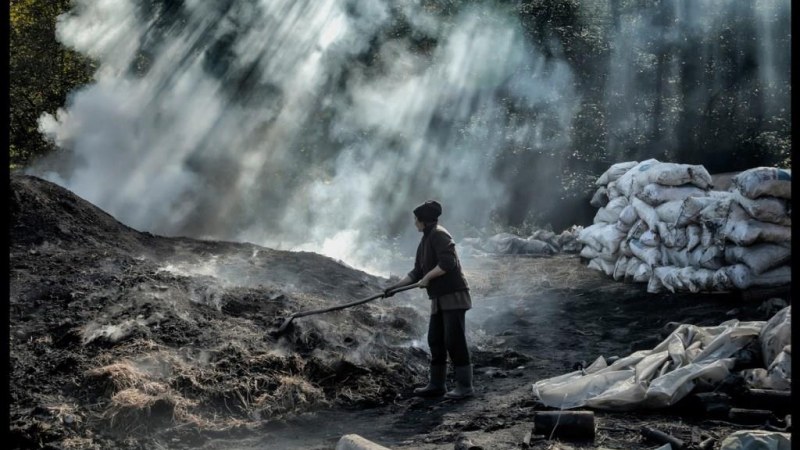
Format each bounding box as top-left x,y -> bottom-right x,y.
384,200 -> 473,399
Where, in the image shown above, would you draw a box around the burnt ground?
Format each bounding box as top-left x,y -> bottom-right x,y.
8,174 -> 791,450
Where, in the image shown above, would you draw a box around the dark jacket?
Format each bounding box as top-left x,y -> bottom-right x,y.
408,223 -> 469,299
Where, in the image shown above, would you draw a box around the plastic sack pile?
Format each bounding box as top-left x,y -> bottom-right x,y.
532,306 -> 791,411
579,160 -> 791,293
461,226 -> 583,256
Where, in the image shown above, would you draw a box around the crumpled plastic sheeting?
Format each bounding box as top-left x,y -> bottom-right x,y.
531,319 -> 764,410
740,306 -> 791,390
719,430 -> 791,450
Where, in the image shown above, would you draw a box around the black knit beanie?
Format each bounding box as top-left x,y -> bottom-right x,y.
413,200 -> 442,222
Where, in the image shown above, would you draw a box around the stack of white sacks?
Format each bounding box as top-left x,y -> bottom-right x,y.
579,160 -> 791,293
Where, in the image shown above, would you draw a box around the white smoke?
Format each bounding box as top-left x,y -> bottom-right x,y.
33,0 -> 580,275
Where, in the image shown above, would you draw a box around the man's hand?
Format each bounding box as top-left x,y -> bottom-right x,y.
418,277 -> 429,288
383,286 -> 397,298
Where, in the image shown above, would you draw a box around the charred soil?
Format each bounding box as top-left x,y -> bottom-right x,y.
9,174 -> 789,449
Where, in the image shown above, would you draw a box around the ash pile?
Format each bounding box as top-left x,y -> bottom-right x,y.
579,161 -> 791,293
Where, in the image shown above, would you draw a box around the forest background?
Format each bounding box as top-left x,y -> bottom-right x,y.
9,0 -> 791,234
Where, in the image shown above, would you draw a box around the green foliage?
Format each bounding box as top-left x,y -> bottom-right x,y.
9,0 -> 95,167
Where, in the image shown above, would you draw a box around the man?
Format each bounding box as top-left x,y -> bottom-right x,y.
384,200 -> 473,399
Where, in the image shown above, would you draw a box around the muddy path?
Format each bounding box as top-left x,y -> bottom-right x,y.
184,255 -> 786,450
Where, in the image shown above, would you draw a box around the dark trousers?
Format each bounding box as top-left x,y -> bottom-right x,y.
428,309 -> 470,367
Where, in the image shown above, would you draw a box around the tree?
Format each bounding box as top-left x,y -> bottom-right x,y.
9,0 -> 95,168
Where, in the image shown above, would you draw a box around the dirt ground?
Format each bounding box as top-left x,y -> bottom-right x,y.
8,174 -> 791,450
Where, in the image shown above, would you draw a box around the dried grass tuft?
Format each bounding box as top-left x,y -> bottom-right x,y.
86,362 -> 150,395
46,403 -> 83,426
60,436 -> 101,450
254,375 -> 327,418
106,387 -> 197,431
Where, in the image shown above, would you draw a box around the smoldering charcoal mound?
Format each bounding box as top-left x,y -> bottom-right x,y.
9,174 -> 430,449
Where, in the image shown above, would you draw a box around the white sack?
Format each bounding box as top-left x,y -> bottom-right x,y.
732,189 -> 790,225
662,248 -> 689,268
615,159 -> 660,197
626,219 -> 647,241
577,223 -> 604,250
532,229 -> 557,244
590,186 -> 609,208
619,161 -> 713,196
722,264 -> 752,290
719,430 -> 791,450
625,257 -> 643,281
650,266 -> 714,293
640,229 -> 660,247
655,200 -> 684,225
618,205 -> 638,226
594,197 -> 628,224
588,257 -> 615,276
657,222 -> 687,248
676,196 -> 719,227
613,256 -> 629,281
724,244 -> 791,275
732,167 -> 791,200
596,161 -> 639,186
597,224 -> 627,254
719,264 -> 791,290
638,183 -> 706,206
614,219 -> 633,233
558,226 -> 583,253
619,237 -> 633,257
700,223 -> 720,248
580,245 -> 616,262
632,262 -> 652,283
484,234 -> 556,255
648,266 -> 676,293
699,195 -> 736,231
629,239 -> 661,267
647,271 -> 665,293
686,225 -> 701,251
690,246 -> 724,270
652,163 -> 713,189
607,181 -> 622,199
712,268 -> 734,291
521,238 -> 557,255
722,216 -> 792,246
679,267 -> 716,293
632,197 -> 660,230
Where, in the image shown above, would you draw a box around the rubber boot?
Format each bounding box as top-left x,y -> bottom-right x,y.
445,364 -> 474,399
413,364 -> 447,397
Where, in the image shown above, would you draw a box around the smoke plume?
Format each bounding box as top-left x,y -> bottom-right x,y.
33,0 -> 578,274
30,0 -> 789,274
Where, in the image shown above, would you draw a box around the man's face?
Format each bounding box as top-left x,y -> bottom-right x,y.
414,215 -> 424,232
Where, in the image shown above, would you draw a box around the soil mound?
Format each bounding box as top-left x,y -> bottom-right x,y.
9,174 -> 429,449
10,175 -> 151,251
